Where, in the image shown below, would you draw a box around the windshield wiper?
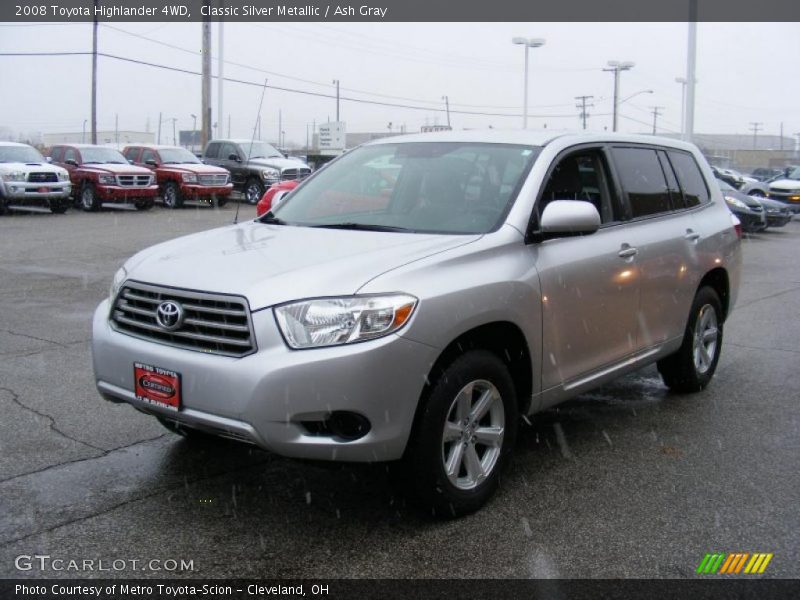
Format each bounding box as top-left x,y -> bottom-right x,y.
259,213 -> 288,225
310,222 -> 410,232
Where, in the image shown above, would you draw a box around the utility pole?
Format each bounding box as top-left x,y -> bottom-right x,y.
217,6 -> 224,144
650,106 -> 664,135
157,112 -> 162,144
91,0 -> 98,144
170,118 -> 177,146
603,61 -> 635,132
115,113 -> 118,145
575,95 -> 594,130
684,0 -> 698,143
227,114 -> 231,138
442,95 -> 451,128
201,15 -> 212,148
332,79 -> 340,122
780,122 -> 784,151
278,109 -> 282,146
749,122 -> 763,150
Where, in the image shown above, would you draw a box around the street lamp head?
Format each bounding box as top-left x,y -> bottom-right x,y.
190,113 -> 197,119
513,37 -> 546,47
675,77 -> 687,84
608,60 -> 635,70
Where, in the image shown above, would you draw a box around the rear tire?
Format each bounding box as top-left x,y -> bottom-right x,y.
0,196 -> 9,215
401,350 -> 518,518
134,198 -> 154,211
49,198 -> 69,214
162,182 -> 184,209
80,183 -> 100,212
657,286 -> 724,393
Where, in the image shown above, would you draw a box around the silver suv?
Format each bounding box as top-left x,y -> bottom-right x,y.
92,131 -> 741,516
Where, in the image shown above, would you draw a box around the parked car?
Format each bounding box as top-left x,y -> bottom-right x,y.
717,179 -> 767,233
750,167 -> 784,182
203,139 -> 311,204
123,145 -> 233,209
758,196 -> 793,228
93,131 -> 741,517
50,144 -> 158,212
256,179 -> 299,217
0,142 -> 71,214
765,166 -> 800,213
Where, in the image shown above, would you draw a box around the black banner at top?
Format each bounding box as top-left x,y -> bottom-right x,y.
3,0 -> 800,22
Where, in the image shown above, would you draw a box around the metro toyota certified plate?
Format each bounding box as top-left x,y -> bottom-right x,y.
134,362 -> 181,411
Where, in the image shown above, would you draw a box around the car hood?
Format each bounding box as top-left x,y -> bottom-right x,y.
123,221 -> 480,310
158,163 -> 228,175
768,178 -> 800,191
81,163 -> 152,175
0,161 -> 65,173
245,157 -> 309,171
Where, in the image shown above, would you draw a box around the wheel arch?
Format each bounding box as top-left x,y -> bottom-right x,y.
698,267 -> 730,321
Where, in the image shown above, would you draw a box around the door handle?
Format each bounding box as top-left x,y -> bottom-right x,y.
618,246 -> 638,258
685,229 -> 701,242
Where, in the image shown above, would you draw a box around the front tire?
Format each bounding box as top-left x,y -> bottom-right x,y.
214,196 -> 228,208
162,182 -> 184,209
49,198 -> 69,214
657,286 -> 724,393
402,350 -> 518,518
80,183 -> 100,212
244,178 -> 265,205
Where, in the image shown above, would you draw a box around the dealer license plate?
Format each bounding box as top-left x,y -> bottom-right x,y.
134,362 -> 181,411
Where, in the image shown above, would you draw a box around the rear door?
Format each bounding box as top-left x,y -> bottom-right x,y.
608,145 -> 701,348
218,142 -> 245,186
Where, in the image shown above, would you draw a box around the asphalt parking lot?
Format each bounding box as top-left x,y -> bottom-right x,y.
0,204 -> 798,579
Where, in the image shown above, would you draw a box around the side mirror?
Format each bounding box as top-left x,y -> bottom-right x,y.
46,157 -> 53,163
128,159 -> 134,165
535,200 -> 601,241
228,153 -> 241,162
145,159 -> 157,166
65,158 -> 78,166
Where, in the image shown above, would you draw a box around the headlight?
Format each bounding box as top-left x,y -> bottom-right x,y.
724,195 -> 748,209
109,266 -> 127,301
57,170 -> 70,182
274,294 -> 418,349
98,175 -> 116,185
1,170 -> 26,182
261,168 -> 280,180
181,173 -> 198,183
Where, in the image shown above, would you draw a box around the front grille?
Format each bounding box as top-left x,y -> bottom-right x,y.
198,173 -> 229,186
116,174 -> 152,187
111,281 -> 256,358
28,172 -> 57,183
281,168 -> 311,181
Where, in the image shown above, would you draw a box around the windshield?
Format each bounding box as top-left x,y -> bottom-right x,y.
269,142 -> 539,234
240,141 -> 283,160
80,147 -> 127,164
159,148 -> 201,164
785,167 -> 800,180
0,145 -> 45,163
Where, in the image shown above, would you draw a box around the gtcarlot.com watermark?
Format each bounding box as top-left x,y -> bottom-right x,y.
14,554 -> 194,573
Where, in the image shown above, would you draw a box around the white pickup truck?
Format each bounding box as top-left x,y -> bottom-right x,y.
0,141 -> 72,214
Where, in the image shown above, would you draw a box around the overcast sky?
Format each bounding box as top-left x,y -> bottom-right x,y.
1,21 -> 799,148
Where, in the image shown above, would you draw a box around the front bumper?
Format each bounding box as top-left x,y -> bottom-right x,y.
767,193 -> 800,213
92,299 -> 438,462
2,181 -> 71,201
96,184 -> 159,201
178,183 -> 233,200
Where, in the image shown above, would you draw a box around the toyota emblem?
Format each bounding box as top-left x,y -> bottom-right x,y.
155,300 -> 184,331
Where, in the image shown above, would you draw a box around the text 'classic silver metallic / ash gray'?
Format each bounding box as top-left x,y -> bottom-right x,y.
92,130 -> 742,517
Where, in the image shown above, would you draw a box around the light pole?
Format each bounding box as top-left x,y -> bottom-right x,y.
190,114 -> 197,151
512,37 -> 546,129
603,60 -> 635,132
442,95 -> 451,129
82,119 -> 87,143
332,79 -> 340,122
675,77 -> 687,139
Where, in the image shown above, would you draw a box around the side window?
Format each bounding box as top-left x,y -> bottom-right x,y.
221,143 -> 238,160
204,142 -> 219,159
538,149 -> 617,224
50,147 -> 63,162
141,149 -> 157,164
657,150 -> 683,208
612,147 -> 673,218
123,147 -> 139,161
64,147 -> 78,164
667,150 -> 710,208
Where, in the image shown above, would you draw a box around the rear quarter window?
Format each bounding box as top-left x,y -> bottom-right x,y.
667,150 -> 711,207
612,147 -> 673,218
204,142 -> 219,159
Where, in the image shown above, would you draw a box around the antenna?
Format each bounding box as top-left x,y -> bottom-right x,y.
234,78 -> 268,225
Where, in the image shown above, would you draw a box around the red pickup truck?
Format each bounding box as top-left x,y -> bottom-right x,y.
50,144 -> 159,211
123,145 -> 233,209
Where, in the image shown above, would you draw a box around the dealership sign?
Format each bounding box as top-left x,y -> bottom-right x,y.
319,122 -> 346,151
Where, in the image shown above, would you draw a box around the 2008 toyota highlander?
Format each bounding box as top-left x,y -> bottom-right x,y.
92,131 -> 741,516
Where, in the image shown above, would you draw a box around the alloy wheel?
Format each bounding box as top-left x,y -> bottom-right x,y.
693,304 -> 719,375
